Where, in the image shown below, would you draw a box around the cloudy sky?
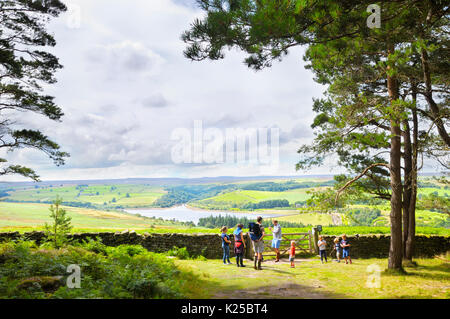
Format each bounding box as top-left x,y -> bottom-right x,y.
0,0 -> 390,181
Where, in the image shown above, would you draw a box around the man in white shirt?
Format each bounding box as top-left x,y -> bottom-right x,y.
269,220 -> 282,262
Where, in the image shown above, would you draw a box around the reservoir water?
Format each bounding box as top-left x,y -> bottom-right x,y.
125,205 -> 279,224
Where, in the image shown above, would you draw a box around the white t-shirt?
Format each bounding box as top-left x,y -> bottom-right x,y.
272,224 -> 282,240
318,240 -> 327,251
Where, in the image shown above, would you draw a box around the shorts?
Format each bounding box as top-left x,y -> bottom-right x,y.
252,240 -> 265,254
289,256 -> 295,262
342,250 -> 350,258
271,239 -> 281,249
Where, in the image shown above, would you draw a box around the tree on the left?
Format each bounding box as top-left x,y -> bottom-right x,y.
0,0 -> 69,181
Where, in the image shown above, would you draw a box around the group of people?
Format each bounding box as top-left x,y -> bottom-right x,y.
220,216 -> 352,269
220,223 -> 246,267
318,234 -> 352,264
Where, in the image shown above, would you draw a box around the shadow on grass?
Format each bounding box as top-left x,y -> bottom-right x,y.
258,265 -> 298,276
403,262 -> 450,281
390,295 -> 436,299
412,262 -> 450,273
382,261 -> 450,282
210,282 -> 349,299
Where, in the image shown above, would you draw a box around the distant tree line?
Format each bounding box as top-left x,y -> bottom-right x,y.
154,184 -> 236,207
197,215 -> 306,229
154,181 -> 335,208
346,208 -> 382,226
417,193 -> 450,216
241,199 -> 290,210
2,198 -> 125,210
240,180 -> 334,192
417,182 -> 443,189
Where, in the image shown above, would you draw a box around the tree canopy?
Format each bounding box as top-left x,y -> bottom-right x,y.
183,0 -> 449,270
0,0 -> 69,181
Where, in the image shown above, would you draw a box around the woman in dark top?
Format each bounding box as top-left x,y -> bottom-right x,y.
233,223 -> 246,267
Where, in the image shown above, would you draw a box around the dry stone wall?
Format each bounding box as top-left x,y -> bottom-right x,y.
0,231 -> 448,259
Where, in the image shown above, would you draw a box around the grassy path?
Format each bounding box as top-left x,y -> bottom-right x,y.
175,257 -> 450,299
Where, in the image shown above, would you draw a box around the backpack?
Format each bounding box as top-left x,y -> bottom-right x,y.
249,222 -> 261,240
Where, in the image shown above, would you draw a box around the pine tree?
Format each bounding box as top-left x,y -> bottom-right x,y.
0,0 -> 69,181
44,196 -> 72,249
182,0 -> 449,270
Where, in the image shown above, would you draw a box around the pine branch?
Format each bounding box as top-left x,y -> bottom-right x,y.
335,163 -> 391,204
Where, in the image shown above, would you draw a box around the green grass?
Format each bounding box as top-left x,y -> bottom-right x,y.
197,188 -> 314,205
276,212 -> 334,225
416,209 -> 449,226
418,188 -> 449,197
1,240 -> 447,299
176,257 -> 450,299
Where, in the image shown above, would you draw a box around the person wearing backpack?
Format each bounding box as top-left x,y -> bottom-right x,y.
249,216 -> 265,270
233,223 -> 246,267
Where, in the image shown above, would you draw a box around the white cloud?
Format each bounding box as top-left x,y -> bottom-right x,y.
85,41 -> 165,81
1,0 -> 332,181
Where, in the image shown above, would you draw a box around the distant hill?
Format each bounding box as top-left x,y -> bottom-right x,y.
0,175 -> 335,188
0,172 -> 444,189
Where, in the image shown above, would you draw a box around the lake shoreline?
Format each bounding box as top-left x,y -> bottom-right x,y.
186,204 -> 300,218
124,205 -> 299,225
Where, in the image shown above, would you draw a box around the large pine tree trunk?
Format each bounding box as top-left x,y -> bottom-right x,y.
387,54 -> 403,270
405,85 -> 419,261
402,119 -> 412,258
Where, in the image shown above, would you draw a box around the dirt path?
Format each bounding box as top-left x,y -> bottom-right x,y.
213,282 -> 330,299
212,259 -> 334,299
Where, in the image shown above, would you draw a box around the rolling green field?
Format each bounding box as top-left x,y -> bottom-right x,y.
0,176 -> 448,234
317,202 -> 450,228
276,212 -> 334,225
0,201 -> 448,236
4,184 -> 166,208
0,202 -> 195,233
196,188 -> 313,205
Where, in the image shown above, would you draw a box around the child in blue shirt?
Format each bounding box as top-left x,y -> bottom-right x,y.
331,237 -> 341,263
340,234 -> 352,264
221,226 -> 232,265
